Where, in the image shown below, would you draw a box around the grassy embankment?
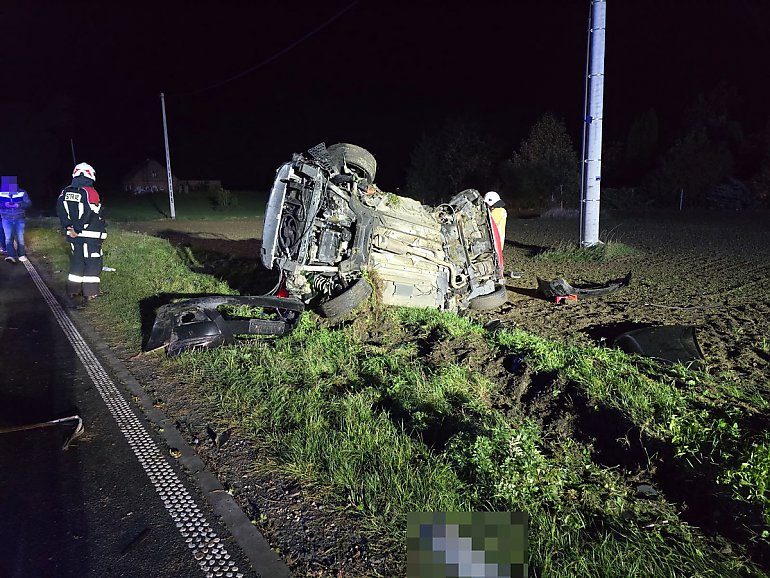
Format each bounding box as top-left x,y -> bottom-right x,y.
26,224 -> 770,577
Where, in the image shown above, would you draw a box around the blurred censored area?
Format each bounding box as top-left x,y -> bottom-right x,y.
407,512 -> 528,578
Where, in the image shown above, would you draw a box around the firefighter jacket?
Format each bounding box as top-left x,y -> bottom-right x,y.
0,188 -> 31,220
56,183 -> 107,241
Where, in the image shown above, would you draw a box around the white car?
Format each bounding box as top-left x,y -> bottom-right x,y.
261,143 -> 507,317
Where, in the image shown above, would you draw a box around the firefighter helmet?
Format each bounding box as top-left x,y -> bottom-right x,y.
73,162 -> 96,182
483,191 -> 501,207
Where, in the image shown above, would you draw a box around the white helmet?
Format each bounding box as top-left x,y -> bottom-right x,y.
73,162 -> 96,182
483,191 -> 501,207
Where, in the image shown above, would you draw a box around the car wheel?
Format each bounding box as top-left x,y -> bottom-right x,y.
468,284 -> 508,310
319,278 -> 372,318
327,143 -> 377,184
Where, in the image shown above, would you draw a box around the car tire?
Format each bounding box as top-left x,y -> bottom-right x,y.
319,278 -> 372,318
327,143 -> 377,184
469,283 -> 508,310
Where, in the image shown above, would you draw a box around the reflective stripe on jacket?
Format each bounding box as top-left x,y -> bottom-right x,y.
0,190 -> 31,219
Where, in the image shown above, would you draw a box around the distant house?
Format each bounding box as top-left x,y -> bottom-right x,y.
122,159 -> 180,195
122,159 -> 222,195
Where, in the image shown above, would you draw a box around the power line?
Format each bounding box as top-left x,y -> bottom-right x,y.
184,0 -> 361,97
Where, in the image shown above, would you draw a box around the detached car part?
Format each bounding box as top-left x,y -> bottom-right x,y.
261,143 -> 506,317
145,295 -> 304,357
0,415 -> 84,451
613,325 -> 704,366
537,272 -> 632,300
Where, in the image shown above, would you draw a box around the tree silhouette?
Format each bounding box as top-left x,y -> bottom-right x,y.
405,116 -> 501,203
642,86 -> 747,208
500,113 -> 579,210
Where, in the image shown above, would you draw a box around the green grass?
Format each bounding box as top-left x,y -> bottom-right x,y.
105,189 -> 268,221
174,309 -> 766,576
26,225 -> 770,577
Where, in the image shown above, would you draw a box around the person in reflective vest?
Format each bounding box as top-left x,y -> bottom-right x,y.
484,189 -> 507,277
56,163 -> 107,300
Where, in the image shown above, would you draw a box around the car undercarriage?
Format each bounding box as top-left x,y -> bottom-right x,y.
261,143 -> 507,316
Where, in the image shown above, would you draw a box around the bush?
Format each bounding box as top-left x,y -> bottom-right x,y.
216,187 -> 238,209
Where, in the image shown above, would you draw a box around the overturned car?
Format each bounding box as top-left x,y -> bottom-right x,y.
261,143 -> 507,317
146,143 -> 507,356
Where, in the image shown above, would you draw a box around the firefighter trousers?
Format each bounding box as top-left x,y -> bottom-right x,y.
67,239 -> 103,298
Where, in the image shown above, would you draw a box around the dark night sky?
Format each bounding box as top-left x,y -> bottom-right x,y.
2,0 -> 770,192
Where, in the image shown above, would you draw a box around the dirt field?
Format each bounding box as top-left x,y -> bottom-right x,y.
118,211 -> 770,575
506,211 -> 770,383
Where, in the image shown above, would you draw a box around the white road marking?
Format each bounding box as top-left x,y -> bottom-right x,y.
23,260 -> 244,578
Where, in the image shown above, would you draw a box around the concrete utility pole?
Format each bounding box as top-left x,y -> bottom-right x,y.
160,92 -> 176,219
579,0 -> 607,247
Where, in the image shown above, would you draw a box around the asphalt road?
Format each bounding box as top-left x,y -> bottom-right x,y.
0,257 -> 288,578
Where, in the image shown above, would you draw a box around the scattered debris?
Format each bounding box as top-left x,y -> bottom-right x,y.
537,272 -> 632,301
0,415 -> 84,450
504,355 -> 525,374
206,424 -> 233,450
636,484 -> 660,498
613,325 -> 704,366
555,294 -> 578,304
145,295 -> 304,357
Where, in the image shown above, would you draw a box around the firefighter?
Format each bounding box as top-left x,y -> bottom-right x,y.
483,191 -> 507,247
56,163 -> 107,301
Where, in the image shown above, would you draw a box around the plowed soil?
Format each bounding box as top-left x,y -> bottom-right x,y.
118,210 -> 770,576
501,211 -> 770,382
